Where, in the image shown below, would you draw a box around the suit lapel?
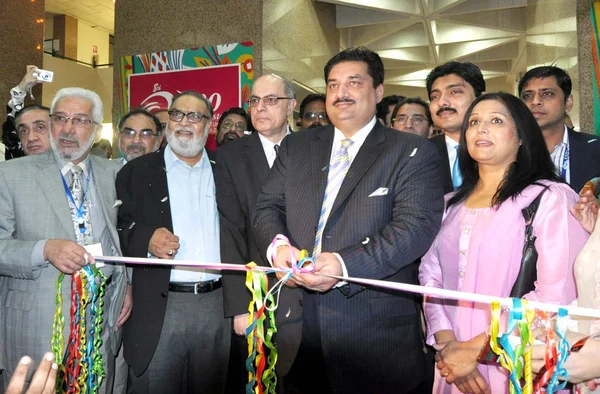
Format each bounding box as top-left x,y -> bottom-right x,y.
567,128 -> 584,188
149,151 -> 173,231
90,156 -> 120,250
330,123 -> 386,214
35,152 -> 76,238
246,133 -> 270,186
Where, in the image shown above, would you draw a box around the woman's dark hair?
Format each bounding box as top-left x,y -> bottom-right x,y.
447,92 -> 564,208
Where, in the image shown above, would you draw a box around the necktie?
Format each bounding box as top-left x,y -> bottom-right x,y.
452,145 -> 463,190
274,144 -> 279,156
69,165 -> 94,245
313,139 -> 353,257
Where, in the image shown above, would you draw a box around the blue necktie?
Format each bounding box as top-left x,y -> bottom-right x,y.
313,139 -> 353,257
452,145 -> 462,190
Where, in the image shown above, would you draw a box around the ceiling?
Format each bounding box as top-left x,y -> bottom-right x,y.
312,0 -> 577,98
45,0 -> 115,34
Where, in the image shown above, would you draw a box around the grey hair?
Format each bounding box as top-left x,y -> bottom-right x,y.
268,74 -> 296,99
170,90 -> 214,120
50,87 -> 104,125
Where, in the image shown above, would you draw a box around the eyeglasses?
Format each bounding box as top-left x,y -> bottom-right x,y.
302,112 -> 328,121
221,120 -> 246,131
248,96 -> 292,107
120,129 -> 159,139
50,114 -> 98,127
168,110 -> 209,124
392,115 -> 428,125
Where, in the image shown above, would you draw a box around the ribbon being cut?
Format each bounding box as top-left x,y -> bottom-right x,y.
54,241 -> 600,394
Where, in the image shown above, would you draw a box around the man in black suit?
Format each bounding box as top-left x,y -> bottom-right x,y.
519,66 -> 600,191
252,47 -> 444,393
216,73 -> 302,392
425,61 -> 486,194
117,91 -> 230,393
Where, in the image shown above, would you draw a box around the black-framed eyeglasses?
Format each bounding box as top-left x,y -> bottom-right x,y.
392,115 -> 428,125
50,114 -> 98,127
302,112 -> 328,121
168,110 -> 209,124
221,120 -> 246,131
120,129 -> 159,139
248,96 -> 292,107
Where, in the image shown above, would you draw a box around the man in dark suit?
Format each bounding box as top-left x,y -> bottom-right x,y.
117,91 -> 230,393
519,66 -> 600,192
216,73 -> 302,392
252,47 -> 444,393
425,61 -> 486,194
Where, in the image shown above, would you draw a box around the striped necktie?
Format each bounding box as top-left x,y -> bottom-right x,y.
313,139 -> 353,257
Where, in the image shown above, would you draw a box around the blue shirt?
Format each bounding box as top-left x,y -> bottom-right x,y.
164,145 -> 221,282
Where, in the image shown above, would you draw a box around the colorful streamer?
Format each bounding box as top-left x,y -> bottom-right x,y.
52,264 -> 107,394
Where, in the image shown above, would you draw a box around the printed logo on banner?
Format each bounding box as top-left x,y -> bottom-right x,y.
128,64 -> 241,132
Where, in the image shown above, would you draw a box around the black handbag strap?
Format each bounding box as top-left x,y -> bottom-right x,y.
522,187 -> 549,227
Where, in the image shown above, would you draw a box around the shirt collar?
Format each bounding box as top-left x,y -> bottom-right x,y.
164,144 -> 208,171
59,156 -> 90,177
257,127 -> 290,150
562,124 -> 569,145
333,116 -> 376,145
445,134 -> 459,149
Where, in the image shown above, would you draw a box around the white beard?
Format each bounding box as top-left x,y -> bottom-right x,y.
166,125 -> 207,158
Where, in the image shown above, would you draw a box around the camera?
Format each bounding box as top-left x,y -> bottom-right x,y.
34,69 -> 54,82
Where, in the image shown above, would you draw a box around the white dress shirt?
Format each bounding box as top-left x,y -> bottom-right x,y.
258,128 -> 290,168
550,125 -> 570,184
445,134 -> 459,172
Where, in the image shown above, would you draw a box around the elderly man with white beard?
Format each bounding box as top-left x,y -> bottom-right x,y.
115,91 -> 230,393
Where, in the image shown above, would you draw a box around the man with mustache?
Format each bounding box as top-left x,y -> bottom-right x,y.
518,66 -> 600,191
215,107 -> 249,146
426,61 -> 486,194
252,47 -> 443,393
116,91 -> 230,393
296,93 -> 330,130
215,73 -> 299,392
0,87 -> 131,393
116,109 -> 163,164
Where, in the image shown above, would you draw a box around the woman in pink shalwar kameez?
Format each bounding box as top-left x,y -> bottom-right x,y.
419,92 -> 589,394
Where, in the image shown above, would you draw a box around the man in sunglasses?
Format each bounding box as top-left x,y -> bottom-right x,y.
296,93 -> 330,130
117,90 -> 230,393
116,109 -> 163,164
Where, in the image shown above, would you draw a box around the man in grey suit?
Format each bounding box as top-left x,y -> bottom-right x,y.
0,87 -> 131,393
252,47 -> 444,393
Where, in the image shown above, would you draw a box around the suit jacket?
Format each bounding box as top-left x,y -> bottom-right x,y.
116,148 -> 218,376
252,122 -> 444,393
215,132 -> 302,376
568,127 -> 600,192
0,151 -> 126,374
430,133 -> 453,194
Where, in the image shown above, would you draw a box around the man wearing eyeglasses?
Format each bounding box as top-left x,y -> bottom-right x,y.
296,93 -> 330,130
0,87 -> 130,393
390,97 -> 434,139
215,73 -> 301,391
215,107 -> 249,146
116,109 -> 163,164
116,90 -> 230,393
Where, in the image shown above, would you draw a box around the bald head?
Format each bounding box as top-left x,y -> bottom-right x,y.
249,74 -> 297,141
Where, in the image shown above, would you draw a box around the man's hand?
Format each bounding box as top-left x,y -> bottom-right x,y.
454,369 -> 491,394
43,239 -> 93,274
6,353 -> 58,394
233,313 -> 250,336
292,252 -> 342,292
148,228 -> 180,259
273,244 -> 301,287
116,284 -> 133,330
571,190 -> 599,233
17,65 -> 41,92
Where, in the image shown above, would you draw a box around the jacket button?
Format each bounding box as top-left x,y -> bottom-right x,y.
161,292 -> 167,298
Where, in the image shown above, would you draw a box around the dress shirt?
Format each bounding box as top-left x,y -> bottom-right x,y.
164,145 -> 221,282
550,125 -> 570,184
258,127 -> 290,168
445,134 -> 459,175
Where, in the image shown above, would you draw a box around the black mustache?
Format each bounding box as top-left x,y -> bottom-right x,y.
333,98 -> 356,105
436,107 -> 457,116
223,132 -> 240,141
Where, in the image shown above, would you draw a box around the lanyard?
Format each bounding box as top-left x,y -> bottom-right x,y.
60,164 -> 93,234
560,143 -> 569,181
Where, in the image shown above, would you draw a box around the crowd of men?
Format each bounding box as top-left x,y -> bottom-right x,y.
1,46 -> 599,394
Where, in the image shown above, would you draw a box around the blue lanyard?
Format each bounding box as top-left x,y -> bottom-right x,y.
560,143 -> 569,180
60,164 -> 93,234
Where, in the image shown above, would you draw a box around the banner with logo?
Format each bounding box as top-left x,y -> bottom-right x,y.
117,42 -> 254,135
